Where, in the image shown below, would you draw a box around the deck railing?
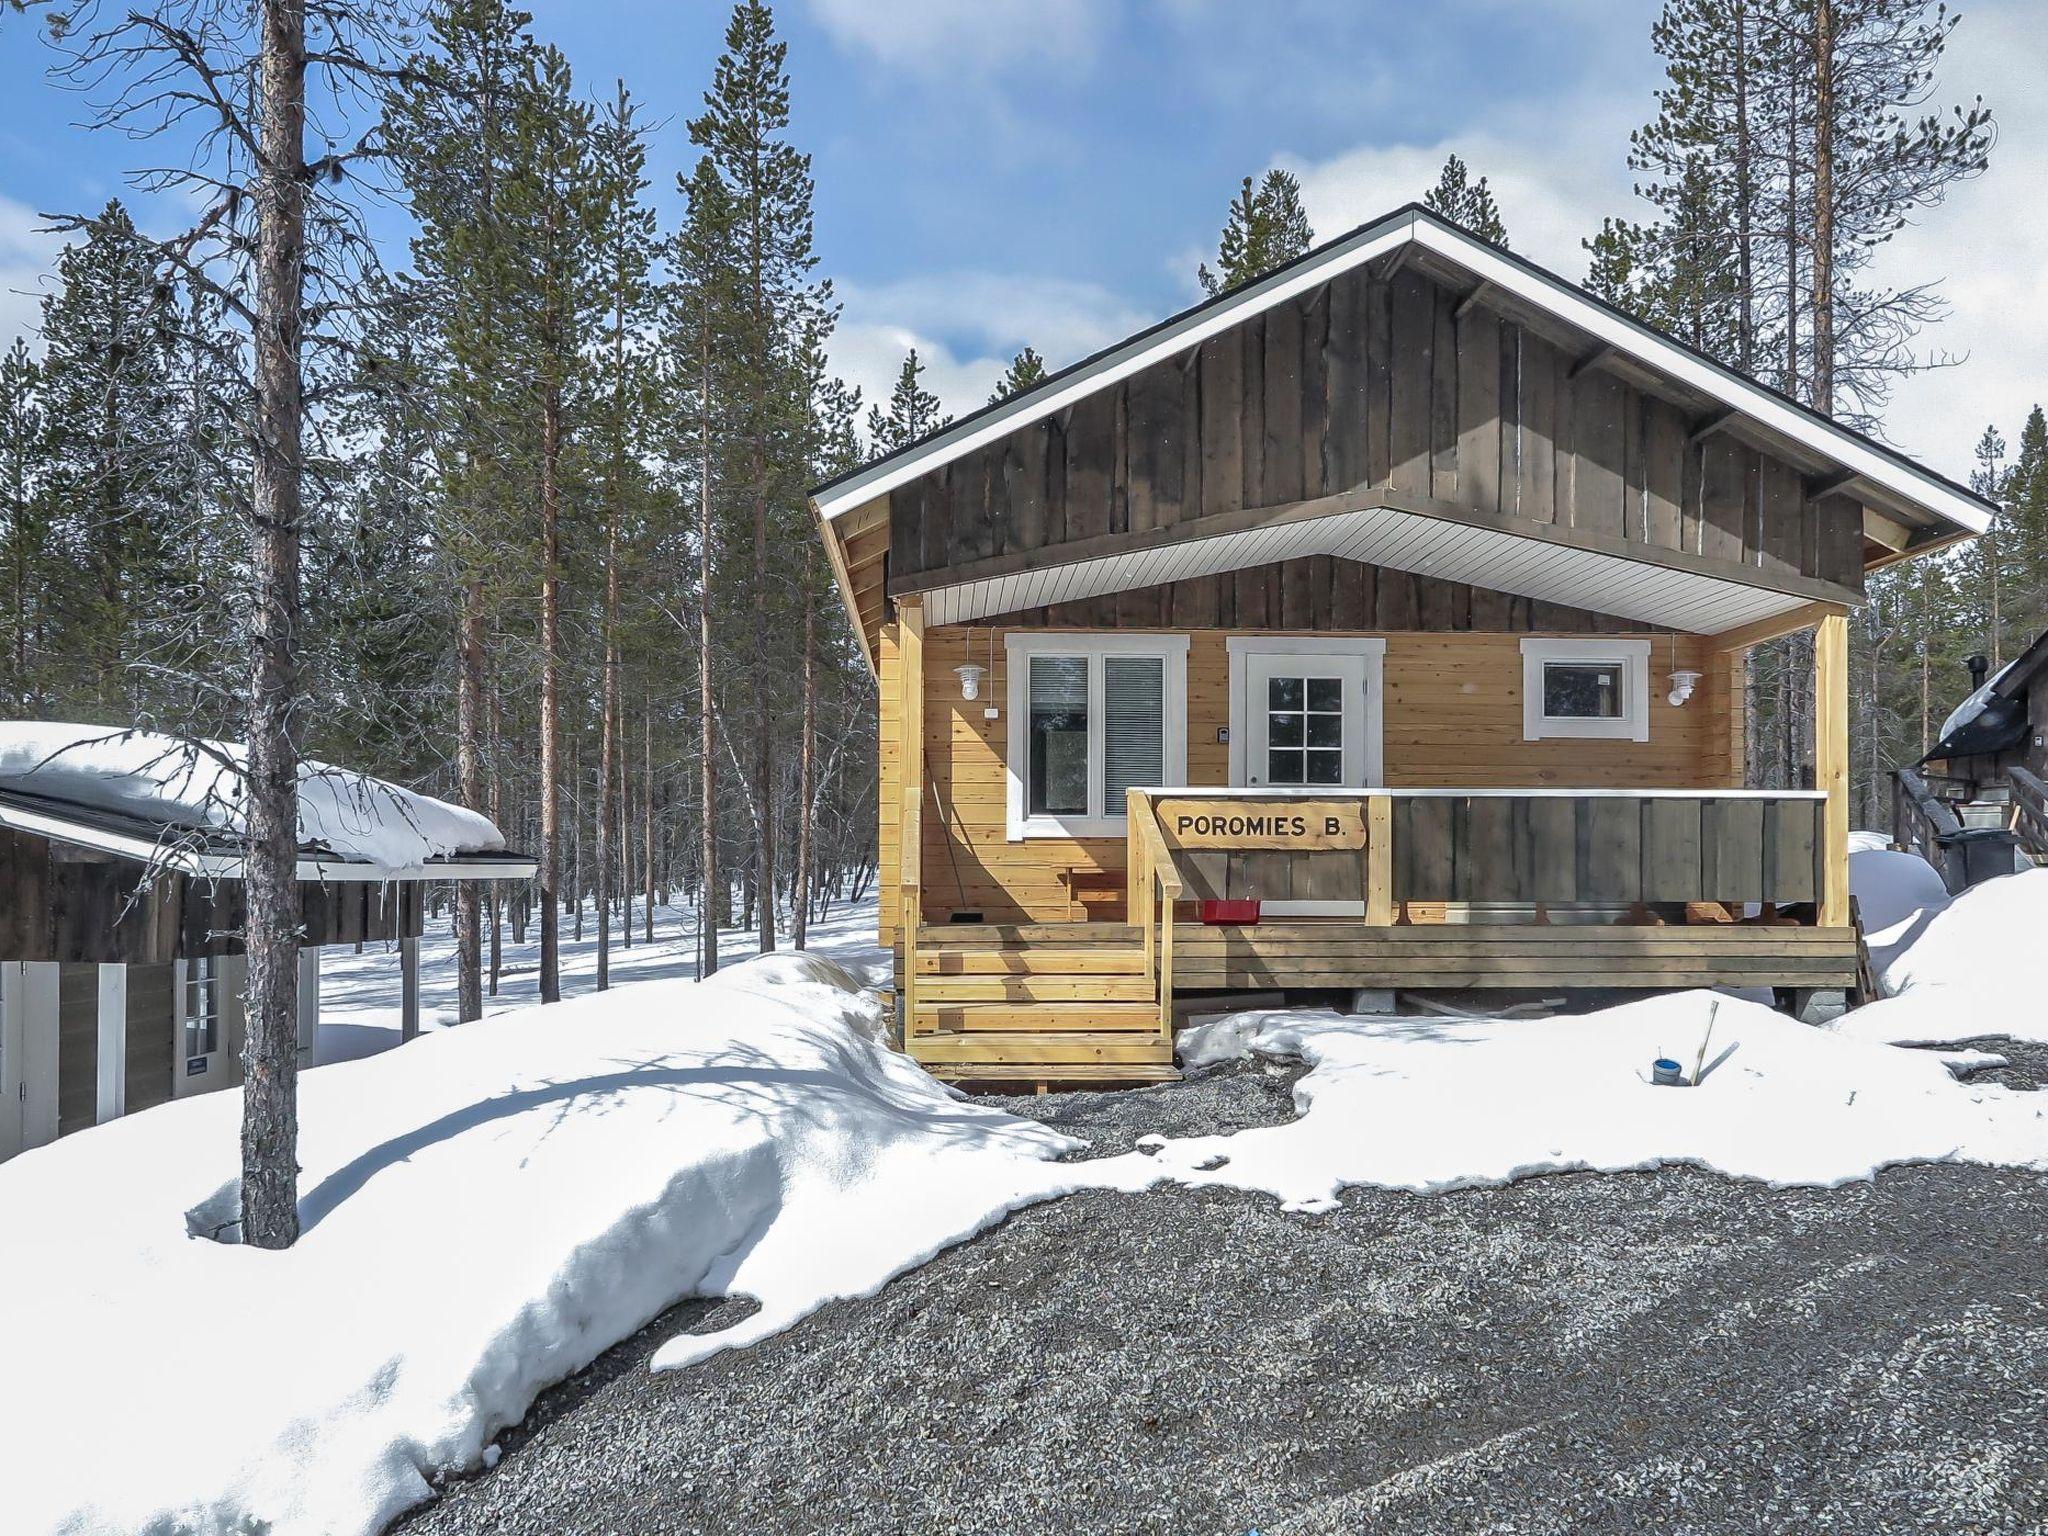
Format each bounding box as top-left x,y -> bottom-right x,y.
1126,786 -> 1838,924
1124,789 -> 1183,1041
2011,767 -> 2048,862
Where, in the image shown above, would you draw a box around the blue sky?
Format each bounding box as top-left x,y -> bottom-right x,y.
2,0 -> 2042,481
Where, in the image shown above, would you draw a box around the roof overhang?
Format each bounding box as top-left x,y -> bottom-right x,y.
813,206 -> 1997,659
894,485 -> 1862,639
0,789 -> 537,884
814,205 -> 1993,545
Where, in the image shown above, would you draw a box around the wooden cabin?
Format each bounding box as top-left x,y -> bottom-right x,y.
0,770 -> 532,1162
813,204 -> 1992,1089
1895,631 -> 2048,880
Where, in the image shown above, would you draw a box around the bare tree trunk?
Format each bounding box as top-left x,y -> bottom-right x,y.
570,736 -> 584,943
538,381 -> 562,1002
697,336 -> 719,980
619,721 -> 633,949
751,432 -> 775,956
792,571 -> 815,949
1811,0 -> 1835,417
455,581 -> 485,1022
597,554 -> 617,990
239,0 -> 308,1252
643,704 -> 655,944
1733,0 -> 1755,374
489,671 -> 503,995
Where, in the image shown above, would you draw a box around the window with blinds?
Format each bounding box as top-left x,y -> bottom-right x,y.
1102,656 -> 1165,804
1005,635 -> 1187,837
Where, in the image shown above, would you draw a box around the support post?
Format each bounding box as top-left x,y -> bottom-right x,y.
1365,794 -> 1395,926
398,938 -> 419,1043
898,598 -> 926,1040
1815,612 -> 1851,926
1126,789 -> 1155,981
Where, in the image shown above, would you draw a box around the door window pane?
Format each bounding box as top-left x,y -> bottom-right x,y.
1102,656 -> 1165,804
1543,662 -> 1624,719
1265,670 -> 1345,786
1028,656 -> 1089,816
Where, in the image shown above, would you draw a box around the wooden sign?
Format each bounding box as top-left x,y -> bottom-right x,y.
1156,799 -> 1368,851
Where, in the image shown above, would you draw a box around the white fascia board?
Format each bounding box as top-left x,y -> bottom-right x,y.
0,799 -> 531,884
815,213 -> 1420,521
1405,222 -> 1989,538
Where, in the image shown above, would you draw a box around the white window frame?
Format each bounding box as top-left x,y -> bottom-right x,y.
1005,632 -> 1189,840
1226,636 -> 1387,789
1520,637 -> 1652,742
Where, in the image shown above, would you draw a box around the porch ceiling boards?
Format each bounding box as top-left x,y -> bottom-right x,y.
908,487 -> 1847,636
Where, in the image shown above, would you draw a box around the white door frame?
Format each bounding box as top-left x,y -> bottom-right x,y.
4,961 -> 60,1154
1226,637 -> 1386,789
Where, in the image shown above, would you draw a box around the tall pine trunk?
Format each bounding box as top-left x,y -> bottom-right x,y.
697,332 -> 719,979
751,431 -> 774,955
537,382 -> 562,1003
792,569 -> 815,949
455,582 -> 485,1022
1811,0 -> 1835,417
240,0 -> 308,1252
643,705 -> 656,943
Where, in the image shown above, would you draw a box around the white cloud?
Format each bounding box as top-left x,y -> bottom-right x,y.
0,193 -> 61,355
804,0 -> 1106,78
828,270 -> 1150,426
1868,1 -> 2048,482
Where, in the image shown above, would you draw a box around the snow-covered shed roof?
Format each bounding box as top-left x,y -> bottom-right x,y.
1920,629 -> 2048,765
813,203 -> 1994,668
0,724 -> 532,883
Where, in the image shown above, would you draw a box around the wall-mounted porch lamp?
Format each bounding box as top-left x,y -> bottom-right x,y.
954,663 -> 987,701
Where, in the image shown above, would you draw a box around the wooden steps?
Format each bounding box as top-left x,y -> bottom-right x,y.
905,924 -> 1174,1090
915,1001 -> 1162,1032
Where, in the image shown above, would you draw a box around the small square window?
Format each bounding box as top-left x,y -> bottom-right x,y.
1520,639 -> 1652,742
1543,662 -> 1624,719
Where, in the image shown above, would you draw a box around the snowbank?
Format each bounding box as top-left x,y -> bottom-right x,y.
0,952 -> 1126,1536
1848,838 -> 1954,973
0,721 -> 502,868
1834,866 -> 2048,1046
1151,993 -> 2046,1210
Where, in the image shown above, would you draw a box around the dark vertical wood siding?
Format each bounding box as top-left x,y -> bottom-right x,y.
124,961 -> 176,1115
886,263 -> 1867,603
56,963 -> 97,1136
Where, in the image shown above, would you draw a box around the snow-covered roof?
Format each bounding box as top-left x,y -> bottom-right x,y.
0,723 -> 529,882
812,203 -> 1995,542
1920,628 -> 2048,765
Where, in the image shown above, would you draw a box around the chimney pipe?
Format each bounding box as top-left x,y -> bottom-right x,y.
1966,654 -> 1990,690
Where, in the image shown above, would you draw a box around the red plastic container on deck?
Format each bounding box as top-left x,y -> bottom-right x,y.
1199,899 -> 1261,926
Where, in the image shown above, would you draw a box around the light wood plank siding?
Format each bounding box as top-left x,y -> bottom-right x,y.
880,624 -> 1741,940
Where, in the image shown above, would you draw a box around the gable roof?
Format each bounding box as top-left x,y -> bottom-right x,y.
814,203 -> 1994,542
1919,627 -> 2048,765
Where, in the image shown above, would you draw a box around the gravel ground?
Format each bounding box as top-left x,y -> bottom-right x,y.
398,1051 -> 2048,1536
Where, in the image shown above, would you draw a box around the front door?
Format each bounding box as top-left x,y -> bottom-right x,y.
1229,640 -> 1385,915
1234,645 -> 1381,790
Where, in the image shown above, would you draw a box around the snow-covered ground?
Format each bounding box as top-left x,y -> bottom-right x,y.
5,845 -> 2044,1535
0,944 -> 1133,1536
314,896 -> 890,1066
1838,839 -> 2048,1047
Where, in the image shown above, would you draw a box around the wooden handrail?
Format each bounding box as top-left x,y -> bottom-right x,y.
1893,767 -> 1967,893
1126,791 -> 1183,1040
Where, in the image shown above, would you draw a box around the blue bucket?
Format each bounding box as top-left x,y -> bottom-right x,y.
1651,1058 -> 1685,1086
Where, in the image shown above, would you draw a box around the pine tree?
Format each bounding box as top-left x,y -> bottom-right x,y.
690,0 -> 834,958
503,41 -> 604,1004
37,201 -> 181,717
390,0 -> 535,1024
868,349 -> 949,453
668,154 -> 739,975
0,338 -> 47,711
989,346 -> 1046,405
1422,154 -> 1509,246
590,79 -> 658,990
1198,170 -> 1315,296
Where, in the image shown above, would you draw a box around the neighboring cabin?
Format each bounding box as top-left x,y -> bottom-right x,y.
1896,631 -> 2048,883
0,726 -> 532,1162
813,204 -> 1992,1090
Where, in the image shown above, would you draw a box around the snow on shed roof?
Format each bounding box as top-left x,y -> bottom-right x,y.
0,723 -> 529,882
812,203 -> 1994,542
